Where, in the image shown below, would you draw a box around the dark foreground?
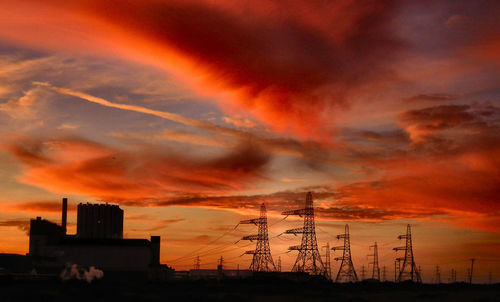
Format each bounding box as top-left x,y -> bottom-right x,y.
1,278 -> 499,302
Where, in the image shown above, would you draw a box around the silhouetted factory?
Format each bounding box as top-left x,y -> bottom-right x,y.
28,198 -> 167,279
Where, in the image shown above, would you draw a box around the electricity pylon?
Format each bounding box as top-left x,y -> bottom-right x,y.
360,265 -> 366,280
393,224 -> 422,282
282,192 -> 326,275
332,224 -> 358,282
240,203 -> 276,272
435,265 -> 441,284
323,242 -> 332,280
449,268 -> 457,283
368,242 -> 380,280
194,256 -> 200,270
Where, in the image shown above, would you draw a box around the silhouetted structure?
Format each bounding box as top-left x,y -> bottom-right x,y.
28,198 -> 165,279
435,265 -> 441,284
332,224 -> 358,282
77,203 -> 123,239
469,258 -> 475,284
282,192 -> 326,276
360,265 -> 366,280
240,203 -> 276,272
368,242 -> 380,280
449,268 -> 457,283
393,224 -> 422,282
194,256 -> 200,270
61,197 -> 67,234
323,242 -> 332,280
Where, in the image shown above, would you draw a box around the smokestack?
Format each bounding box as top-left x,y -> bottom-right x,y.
62,198 -> 67,235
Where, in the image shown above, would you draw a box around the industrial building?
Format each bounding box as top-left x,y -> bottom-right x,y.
27,198 -> 170,279
77,203 -> 123,239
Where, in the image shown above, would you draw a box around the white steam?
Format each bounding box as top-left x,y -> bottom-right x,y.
60,263 -> 104,283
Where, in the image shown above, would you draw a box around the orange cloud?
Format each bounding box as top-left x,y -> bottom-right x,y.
0,0 -> 406,141
5,137 -> 270,203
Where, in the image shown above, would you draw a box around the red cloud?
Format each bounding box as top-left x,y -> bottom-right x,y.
335,105 -> 500,231
5,137 -> 270,203
0,0 -> 405,140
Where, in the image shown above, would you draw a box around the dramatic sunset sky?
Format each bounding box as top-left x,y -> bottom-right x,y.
0,0 -> 499,282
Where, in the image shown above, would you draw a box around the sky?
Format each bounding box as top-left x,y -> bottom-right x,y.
0,0 -> 499,283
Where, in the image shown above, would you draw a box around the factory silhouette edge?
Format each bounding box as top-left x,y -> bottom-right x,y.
1,197 -> 499,302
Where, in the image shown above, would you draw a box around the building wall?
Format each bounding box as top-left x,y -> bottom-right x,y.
59,244 -> 152,272
77,203 -> 123,239
29,217 -> 63,258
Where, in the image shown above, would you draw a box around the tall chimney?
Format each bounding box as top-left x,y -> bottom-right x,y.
62,198 -> 67,235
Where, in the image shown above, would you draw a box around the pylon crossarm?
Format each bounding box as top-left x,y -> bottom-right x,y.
288,245 -> 301,251
398,235 -> 408,239
334,257 -> 343,261
284,227 -> 305,235
393,247 -> 406,251
336,234 -> 347,239
241,234 -> 260,241
332,246 -> 345,251
281,209 -> 306,216
239,218 -> 261,225
244,250 -> 257,255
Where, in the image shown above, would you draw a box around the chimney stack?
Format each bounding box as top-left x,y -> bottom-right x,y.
62,198 -> 67,235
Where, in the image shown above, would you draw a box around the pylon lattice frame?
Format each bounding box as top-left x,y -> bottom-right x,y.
368,242 -> 380,280
393,224 -> 422,282
332,224 -> 358,282
240,203 -> 276,272
282,192 -> 326,276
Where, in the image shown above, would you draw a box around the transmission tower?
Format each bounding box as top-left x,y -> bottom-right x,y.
277,256 -> 282,272
393,224 -> 422,282
360,265 -> 366,280
332,224 -> 358,282
368,242 -> 380,280
282,192 -> 325,275
435,265 -> 441,284
239,203 -> 276,272
449,268 -> 456,283
469,258 -> 475,284
323,242 -> 332,280
194,256 -> 200,270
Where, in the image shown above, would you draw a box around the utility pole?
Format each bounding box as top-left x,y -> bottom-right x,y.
323,242 -> 332,280
469,258 -> 475,284
239,203 -> 276,272
368,242 -> 380,280
382,266 -> 387,282
282,192 -> 325,275
435,265 -> 441,284
332,224 -> 358,282
393,224 -> 422,282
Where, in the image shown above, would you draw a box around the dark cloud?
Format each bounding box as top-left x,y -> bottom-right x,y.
74,0 -> 405,139
0,219 -> 30,235
403,94 -> 458,103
